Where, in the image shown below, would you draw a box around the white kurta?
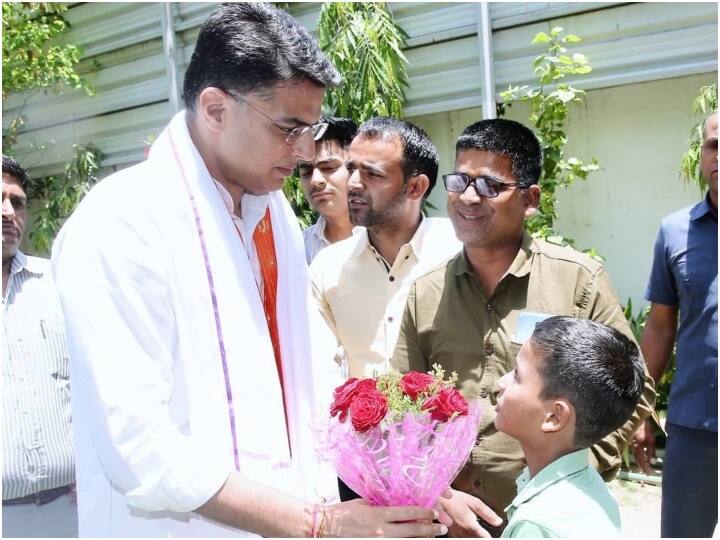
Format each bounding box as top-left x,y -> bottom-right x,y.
51,111 -> 339,537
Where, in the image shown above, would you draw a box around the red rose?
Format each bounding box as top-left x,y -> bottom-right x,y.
348,390 -> 388,432
422,387 -> 469,422
400,371 -> 435,400
330,378 -> 377,422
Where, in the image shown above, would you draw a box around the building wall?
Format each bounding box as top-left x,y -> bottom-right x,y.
411,72 -> 716,307
4,2 -> 717,304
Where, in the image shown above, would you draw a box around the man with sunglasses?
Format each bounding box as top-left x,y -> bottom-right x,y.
51,4 -> 447,538
392,118 -> 655,536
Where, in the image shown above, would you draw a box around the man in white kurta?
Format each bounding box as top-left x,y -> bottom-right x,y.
50,4 -> 446,538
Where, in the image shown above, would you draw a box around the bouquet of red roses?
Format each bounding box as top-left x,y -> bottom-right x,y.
317,364 -> 481,508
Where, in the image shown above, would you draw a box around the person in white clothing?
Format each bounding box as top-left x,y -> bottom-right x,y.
51,4 -> 448,538
3,156 -> 76,537
299,116 -> 357,264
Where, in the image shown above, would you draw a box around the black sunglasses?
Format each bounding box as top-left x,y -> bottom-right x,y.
442,173 -> 524,198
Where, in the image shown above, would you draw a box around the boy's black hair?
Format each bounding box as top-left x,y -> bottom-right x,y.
317,116 -> 357,148
456,118 -> 543,186
2,155 -> 29,194
183,3 -> 341,110
355,116 -> 439,199
530,316 -> 645,448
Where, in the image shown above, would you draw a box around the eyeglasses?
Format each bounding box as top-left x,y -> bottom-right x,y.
225,90 -> 328,145
442,173 -> 523,198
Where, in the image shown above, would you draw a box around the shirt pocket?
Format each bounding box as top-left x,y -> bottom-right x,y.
676,255 -> 715,304
38,313 -> 70,385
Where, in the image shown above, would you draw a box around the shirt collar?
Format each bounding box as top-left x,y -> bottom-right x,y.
452,231 -> 534,278
9,250 -> 44,277
213,179 -> 237,216
348,215 -> 427,260
505,448 -> 590,516
213,178 -> 269,227
690,193 -> 717,222
312,215 -> 329,244
407,215 -> 430,259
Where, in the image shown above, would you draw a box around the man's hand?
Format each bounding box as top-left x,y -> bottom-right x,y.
631,420 -> 657,475
439,488 -> 503,537
324,499 -> 448,537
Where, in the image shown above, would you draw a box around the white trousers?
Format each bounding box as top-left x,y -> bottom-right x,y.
2,493 -> 78,538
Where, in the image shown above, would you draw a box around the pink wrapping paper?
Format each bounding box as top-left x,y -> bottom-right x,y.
317,401 -> 481,508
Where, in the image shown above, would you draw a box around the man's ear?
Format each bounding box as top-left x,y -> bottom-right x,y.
196,87 -> 229,134
540,399 -> 573,434
523,184 -> 541,218
406,174 -> 430,202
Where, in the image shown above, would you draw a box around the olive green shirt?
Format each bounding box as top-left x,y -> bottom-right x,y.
391,233 -> 655,518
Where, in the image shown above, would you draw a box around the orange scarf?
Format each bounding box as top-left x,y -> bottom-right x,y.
252,208 -> 290,448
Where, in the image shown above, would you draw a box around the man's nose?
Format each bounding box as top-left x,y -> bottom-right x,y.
293,131 -> 316,162
458,184 -> 482,205
347,169 -> 362,192
1,197 -> 15,218
310,168 -> 326,189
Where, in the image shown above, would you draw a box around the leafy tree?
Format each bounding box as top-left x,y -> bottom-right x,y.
2,2 -> 98,254
499,27 -> 600,259
282,2 -> 410,227
28,143 -> 102,253
2,2 -> 93,149
679,83 -> 717,194
317,2 -> 408,122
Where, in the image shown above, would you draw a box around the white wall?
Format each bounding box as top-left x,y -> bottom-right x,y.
409,72 -> 717,308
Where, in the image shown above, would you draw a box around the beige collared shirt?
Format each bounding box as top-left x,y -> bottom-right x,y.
310,217 -> 462,379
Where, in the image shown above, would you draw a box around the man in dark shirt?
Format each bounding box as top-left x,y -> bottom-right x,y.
639,111 -> 717,538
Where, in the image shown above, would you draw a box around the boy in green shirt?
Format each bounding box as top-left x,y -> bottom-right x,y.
495,316 -> 645,537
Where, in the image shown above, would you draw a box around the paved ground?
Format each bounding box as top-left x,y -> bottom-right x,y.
609,478 -> 662,537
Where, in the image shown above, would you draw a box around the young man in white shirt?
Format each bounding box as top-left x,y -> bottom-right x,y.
298,117 -> 357,263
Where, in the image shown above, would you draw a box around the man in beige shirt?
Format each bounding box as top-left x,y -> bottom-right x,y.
392,118 -> 655,536
310,117 -> 461,380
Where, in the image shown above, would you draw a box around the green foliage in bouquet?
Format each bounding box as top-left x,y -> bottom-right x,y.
377,364 -> 459,421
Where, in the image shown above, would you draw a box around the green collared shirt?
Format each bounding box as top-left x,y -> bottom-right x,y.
391,233 -> 655,518
501,449 -> 621,538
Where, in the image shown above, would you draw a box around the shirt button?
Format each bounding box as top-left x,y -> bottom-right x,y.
388,316 -> 394,323
486,303 -> 493,312
473,479 -> 481,488
484,344 -> 494,356
480,389 -> 489,398
389,276 -> 395,282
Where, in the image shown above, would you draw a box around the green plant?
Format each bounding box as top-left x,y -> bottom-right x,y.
2,2 -> 93,149
499,27 -> 600,258
318,2 -> 408,122
679,83 -> 717,194
282,175 -> 317,229
29,143 -> 102,254
282,2 -> 411,226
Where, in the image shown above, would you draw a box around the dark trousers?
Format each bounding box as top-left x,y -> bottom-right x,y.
661,422 -> 718,538
338,478 -> 360,502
